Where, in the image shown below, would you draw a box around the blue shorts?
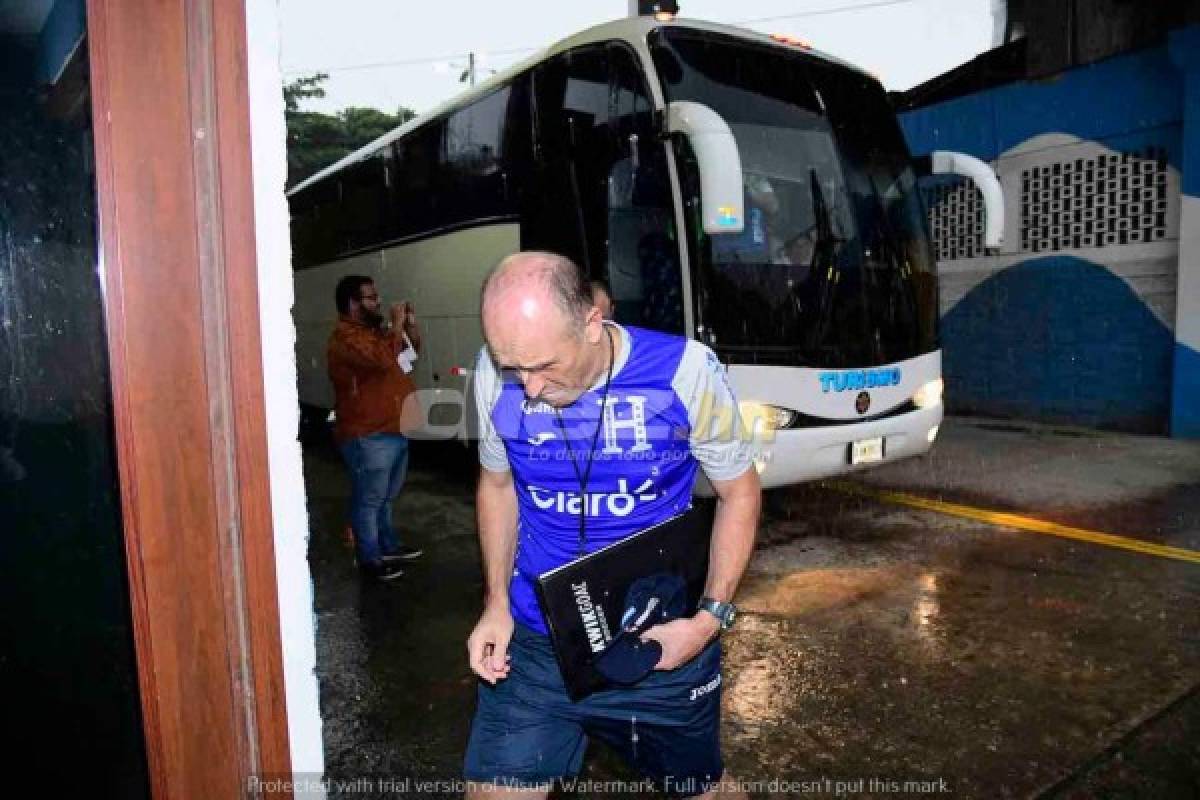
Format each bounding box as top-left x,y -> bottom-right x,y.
464,623 -> 724,796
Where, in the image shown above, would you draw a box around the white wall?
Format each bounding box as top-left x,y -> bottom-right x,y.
1177,194 -> 1200,354
931,133 -> 1182,331
244,0 -> 326,789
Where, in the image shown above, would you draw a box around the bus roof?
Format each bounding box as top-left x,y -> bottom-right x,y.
287,15 -> 869,196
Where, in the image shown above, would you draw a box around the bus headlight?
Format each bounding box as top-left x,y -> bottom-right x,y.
739,402 -> 798,434
912,378 -> 944,409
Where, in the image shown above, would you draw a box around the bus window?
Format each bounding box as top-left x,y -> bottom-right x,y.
525,47 -> 606,269
500,72 -> 534,217
291,176 -> 341,269
444,86 -> 515,225
390,122 -> 445,240
341,153 -> 389,253
605,43 -> 682,333
652,28 -> 936,365
526,44 -> 682,333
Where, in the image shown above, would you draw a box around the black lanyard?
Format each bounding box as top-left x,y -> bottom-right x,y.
554,326 -> 616,558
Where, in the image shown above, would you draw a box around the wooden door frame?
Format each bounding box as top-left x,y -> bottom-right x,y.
87,0 -> 293,795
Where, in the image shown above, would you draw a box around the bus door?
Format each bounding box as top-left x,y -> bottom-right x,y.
528,43 -> 683,333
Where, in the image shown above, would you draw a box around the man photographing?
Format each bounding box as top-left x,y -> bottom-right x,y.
464,252 -> 761,798
327,275 -> 424,582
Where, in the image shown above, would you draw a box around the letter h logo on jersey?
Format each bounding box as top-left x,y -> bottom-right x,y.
600,395 -> 652,455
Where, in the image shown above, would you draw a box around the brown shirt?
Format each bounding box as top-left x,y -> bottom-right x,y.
327,317 -> 421,443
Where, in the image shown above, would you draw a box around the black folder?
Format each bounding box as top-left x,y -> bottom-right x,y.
534,507 -> 711,700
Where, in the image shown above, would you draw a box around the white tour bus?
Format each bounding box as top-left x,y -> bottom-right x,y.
288,16 -> 1002,489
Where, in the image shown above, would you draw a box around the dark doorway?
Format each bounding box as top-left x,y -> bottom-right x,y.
0,8 -> 150,795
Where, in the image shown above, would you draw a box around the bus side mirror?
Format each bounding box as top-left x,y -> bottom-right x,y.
916,150 -> 1005,250
665,101 -> 745,235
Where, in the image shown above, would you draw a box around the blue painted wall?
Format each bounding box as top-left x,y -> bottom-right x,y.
899,39 -> 1192,434
941,258 -> 1173,432
901,45 -> 1184,167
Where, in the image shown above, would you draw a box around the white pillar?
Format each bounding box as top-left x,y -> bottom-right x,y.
244,0 -> 327,789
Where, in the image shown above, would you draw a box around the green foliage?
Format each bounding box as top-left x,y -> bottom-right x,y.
283,72 -> 328,113
283,74 -> 416,187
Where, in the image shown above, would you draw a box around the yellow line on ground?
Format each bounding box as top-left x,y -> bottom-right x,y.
827,481 -> 1200,565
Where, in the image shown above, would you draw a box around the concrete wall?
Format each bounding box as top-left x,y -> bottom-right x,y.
1168,27 -> 1200,438
245,0 -> 326,786
900,33 -> 1198,435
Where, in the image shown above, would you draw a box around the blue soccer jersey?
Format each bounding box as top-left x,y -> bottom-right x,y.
474,323 -> 752,634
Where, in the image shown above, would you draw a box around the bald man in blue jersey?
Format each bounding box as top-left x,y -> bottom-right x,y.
464,251 -> 761,799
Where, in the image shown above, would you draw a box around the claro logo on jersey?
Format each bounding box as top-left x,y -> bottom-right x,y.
529,478 -> 658,517
818,368 -> 902,393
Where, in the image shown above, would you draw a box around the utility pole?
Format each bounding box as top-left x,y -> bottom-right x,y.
630,0 -> 679,18
456,52 -> 495,86
457,52 -> 477,86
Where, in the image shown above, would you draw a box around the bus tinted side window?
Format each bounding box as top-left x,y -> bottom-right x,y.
501,72 -> 534,220
290,176 -> 341,268
390,122 -> 444,241
443,86 -> 514,226
525,47 -> 607,269
341,153 -> 389,253
525,43 -> 682,332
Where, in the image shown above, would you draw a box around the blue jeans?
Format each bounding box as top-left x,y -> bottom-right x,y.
339,432 -> 409,568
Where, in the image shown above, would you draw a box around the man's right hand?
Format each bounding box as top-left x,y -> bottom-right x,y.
389,302 -> 408,330
467,603 -> 514,684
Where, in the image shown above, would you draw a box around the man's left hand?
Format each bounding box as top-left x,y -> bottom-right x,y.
641,613 -> 721,671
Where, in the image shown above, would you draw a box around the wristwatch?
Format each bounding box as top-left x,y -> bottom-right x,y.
697,597 -> 738,631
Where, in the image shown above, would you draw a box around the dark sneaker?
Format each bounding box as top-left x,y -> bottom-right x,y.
381,546 -> 424,563
361,562 -> 404,582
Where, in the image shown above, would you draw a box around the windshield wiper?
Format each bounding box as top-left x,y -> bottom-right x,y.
805,169 -> 843,352
865,176 -> 920,353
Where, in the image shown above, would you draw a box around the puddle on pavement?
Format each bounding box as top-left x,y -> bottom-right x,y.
301,439 -> 1199,798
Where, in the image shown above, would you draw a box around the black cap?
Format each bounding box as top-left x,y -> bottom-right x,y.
594,573 -> 688,685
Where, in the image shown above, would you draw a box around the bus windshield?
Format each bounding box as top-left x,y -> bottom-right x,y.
650,28 -> 938,367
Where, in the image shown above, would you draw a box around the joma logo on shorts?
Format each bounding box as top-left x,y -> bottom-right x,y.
689,673 -> 722,701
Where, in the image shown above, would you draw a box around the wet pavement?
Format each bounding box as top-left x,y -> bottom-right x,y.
304,418 -> 1200,798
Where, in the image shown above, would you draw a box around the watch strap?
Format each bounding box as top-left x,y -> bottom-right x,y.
698,597 -> 736,630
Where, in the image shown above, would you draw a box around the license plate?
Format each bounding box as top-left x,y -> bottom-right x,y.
849,437 -> 884,465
